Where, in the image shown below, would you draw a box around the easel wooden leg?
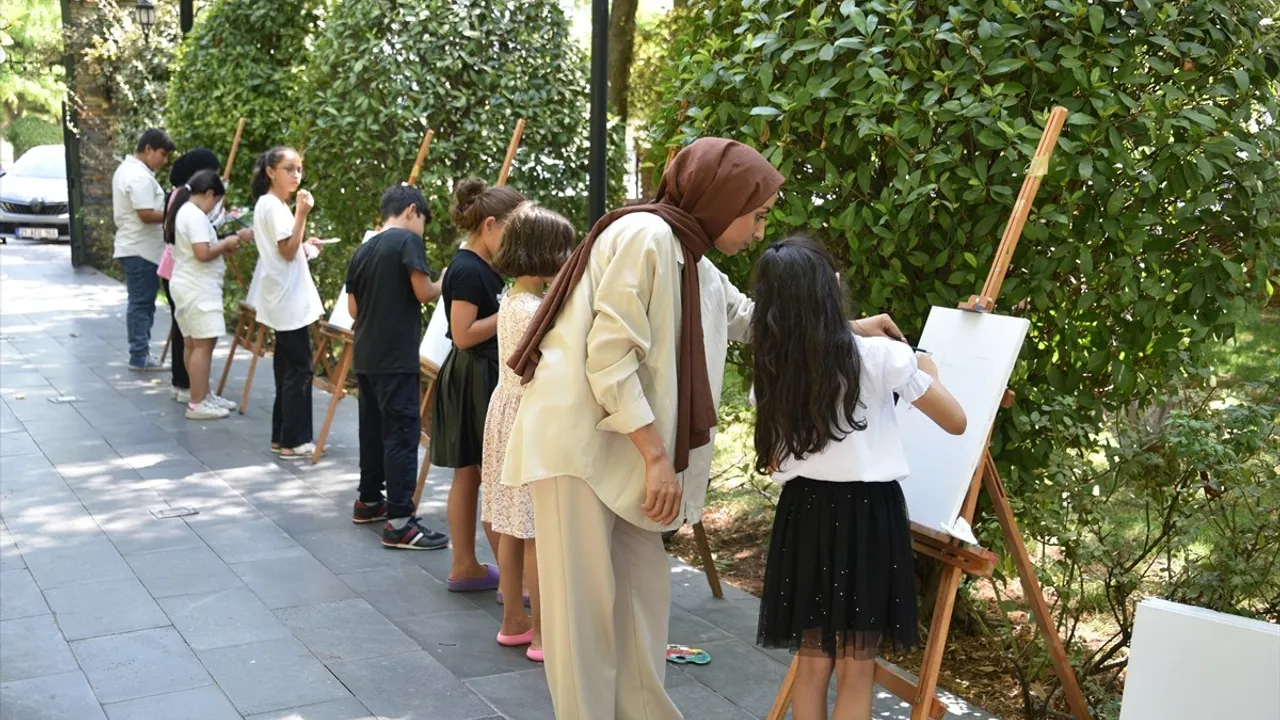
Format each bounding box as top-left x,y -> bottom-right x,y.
766,656 -> 798,720
911,563 -> 964,720
982,454 -> 1092,720
691,521 -> 723,599
412,372 -> 438,508
241,323 -> 266,415
160,333 -> 171,364
217,309 -> 247,396
311,339 -> 352,464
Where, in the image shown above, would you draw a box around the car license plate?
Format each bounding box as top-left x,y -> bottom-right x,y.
17,227 -> 58,239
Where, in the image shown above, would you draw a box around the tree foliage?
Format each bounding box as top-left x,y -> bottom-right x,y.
166,0 -> 325,204
0,0 -> 65,124
646,0 -> 1279,455
297,0 -> 623,307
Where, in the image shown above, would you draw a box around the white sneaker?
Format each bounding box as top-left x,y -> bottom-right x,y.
185,398 -> 231,420
172,387 -> 191,404
279,442 -> 316,460
208,394 -> 237,411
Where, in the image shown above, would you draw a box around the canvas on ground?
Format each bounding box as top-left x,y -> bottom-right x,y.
895,307 -> 1030,540
1120,598 -> 1280,720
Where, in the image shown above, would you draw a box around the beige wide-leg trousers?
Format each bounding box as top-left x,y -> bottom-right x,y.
531,475 -> 682,720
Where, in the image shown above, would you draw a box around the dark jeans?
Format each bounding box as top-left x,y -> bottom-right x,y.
271,327 -> 313,449
119,256 -> 159,365
161,279 -> 189,389
357,372 -> 421,520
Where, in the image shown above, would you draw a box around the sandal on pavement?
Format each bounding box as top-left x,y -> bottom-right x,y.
497,627 -> 534,647
447,564 -> 499,592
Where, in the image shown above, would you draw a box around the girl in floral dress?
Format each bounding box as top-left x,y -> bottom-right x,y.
481,203 -> 576,662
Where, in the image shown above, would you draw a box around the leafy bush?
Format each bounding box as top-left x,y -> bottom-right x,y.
165,0 -> 325,206
297,0 -> 625,308
4,115 -> 62,157
645,0 -> 1279,424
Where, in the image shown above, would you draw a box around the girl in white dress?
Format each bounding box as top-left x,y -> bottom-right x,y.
165,170 -> 252,420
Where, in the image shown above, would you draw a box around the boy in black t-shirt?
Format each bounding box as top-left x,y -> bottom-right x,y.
344,185 -> 449,550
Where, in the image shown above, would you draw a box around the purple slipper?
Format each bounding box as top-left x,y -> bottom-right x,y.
447,564 -> 500,593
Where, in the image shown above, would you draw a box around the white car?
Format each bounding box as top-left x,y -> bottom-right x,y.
0,145 -> 70,243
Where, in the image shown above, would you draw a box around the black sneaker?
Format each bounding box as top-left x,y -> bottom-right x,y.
352,500 -> 387,524
382,517 -> 449,550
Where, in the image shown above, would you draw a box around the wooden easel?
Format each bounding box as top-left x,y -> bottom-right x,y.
766,107 -> 1091,720
163,118 -> 247,365
411,117 -> 526,502
309,129 -> 437,463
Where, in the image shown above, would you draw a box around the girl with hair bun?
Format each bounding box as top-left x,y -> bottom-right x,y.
431,178 -> 526,593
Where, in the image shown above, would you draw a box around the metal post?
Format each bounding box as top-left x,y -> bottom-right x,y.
60,0 -> 87,267
180,0 -> 193,34
588,0 -> 609,225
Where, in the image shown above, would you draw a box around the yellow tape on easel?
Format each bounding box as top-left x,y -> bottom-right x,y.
1028,154 -> 1050,178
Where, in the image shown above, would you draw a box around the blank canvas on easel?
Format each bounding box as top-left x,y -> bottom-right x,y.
896,307 -> 1030,542
326,229 -> 379,331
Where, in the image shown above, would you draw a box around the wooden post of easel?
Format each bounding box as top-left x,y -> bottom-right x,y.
411,118 -> 526,500
309,128 -> 437,463
766,107 -> 1090,720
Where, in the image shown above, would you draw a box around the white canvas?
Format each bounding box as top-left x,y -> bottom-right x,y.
1120,598 -> 1280,720
325,230 -> 379,331
420,291 -> 451,369
895,307 -> 1030,540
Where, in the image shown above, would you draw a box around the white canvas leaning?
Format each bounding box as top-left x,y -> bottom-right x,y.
895,307 -> 1030,542
419,287 -> 451,369
1120,598 -> 1280,720
325,229 -> 379,331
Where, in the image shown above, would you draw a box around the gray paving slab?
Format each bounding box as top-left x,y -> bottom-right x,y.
0,671 -> 108,720
395,609 -> 535,680
244,698 -> 376,720
191,517 -> 301,565
292,525 -> 414,575
0,568 -> 49,620
230,549 -> 357,610
19,535 -> 135,590
43,577 -> 169,641
328,650 -> 495,720
0,614 -> 80,683
125,545 -> 243,599
465,667 -> 555,720
158,586 -> 293,651
89,506 -> 206,556
340,565 -> 478,621
197,637 -> 352,716
71,626 -> 213,704
0,523 -> 23,570
0,431 -> 41,457
275,598 -> 420,663
101,685 -> 242,720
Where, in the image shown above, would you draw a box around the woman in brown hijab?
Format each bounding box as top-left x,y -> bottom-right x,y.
502,138 -> 902,718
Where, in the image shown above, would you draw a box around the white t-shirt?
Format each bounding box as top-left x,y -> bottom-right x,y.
170,202 -> 224,301
111,155 -> 166,264
769,336 -> 933,484
250,194 -> 322,332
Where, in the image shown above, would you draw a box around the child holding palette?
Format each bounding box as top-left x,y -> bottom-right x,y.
751,236 -> 966,720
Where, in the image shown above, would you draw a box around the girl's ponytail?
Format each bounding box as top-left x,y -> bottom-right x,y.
164,170 -> 226,246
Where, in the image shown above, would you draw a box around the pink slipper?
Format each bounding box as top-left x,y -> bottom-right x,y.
497,628 -> 534,647
526,646 -> 544,663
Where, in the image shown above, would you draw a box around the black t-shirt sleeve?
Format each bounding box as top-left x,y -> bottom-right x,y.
401,236 -> 430,277
449,259 -> 491,309
344,251 -> 359,295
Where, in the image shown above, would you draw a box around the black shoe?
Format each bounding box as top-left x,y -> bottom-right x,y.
352,500 -> 388,524
382,517 -> 449,550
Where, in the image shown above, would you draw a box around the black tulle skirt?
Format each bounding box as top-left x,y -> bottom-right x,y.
429,347 -> 498,469
757,477 -> 918,660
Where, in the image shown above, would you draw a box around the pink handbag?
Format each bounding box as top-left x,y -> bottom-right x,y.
157,244 -> 175,280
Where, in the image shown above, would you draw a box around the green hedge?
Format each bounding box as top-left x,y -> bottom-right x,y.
3,116 -> 62,157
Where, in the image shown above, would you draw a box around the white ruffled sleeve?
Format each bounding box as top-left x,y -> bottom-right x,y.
880,339 -> 933,403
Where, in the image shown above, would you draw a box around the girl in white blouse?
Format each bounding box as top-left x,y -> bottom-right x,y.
751,235 -> 965,720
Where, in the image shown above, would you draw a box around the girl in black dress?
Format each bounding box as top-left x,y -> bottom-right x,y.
751,236 -> 966,720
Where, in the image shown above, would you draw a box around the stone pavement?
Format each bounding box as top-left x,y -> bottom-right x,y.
0,241 -> 997,719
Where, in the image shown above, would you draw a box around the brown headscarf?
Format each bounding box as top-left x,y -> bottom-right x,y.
508,137 -> 785,472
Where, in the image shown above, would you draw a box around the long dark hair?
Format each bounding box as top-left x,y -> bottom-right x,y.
164,170 -> 225,245
251,146 -> 295,203
750,235 -> 866,474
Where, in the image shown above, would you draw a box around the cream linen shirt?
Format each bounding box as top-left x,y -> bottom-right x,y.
502,212 -> 752,532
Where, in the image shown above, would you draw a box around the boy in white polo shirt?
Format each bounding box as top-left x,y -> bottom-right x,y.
112,128 -> 176,371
